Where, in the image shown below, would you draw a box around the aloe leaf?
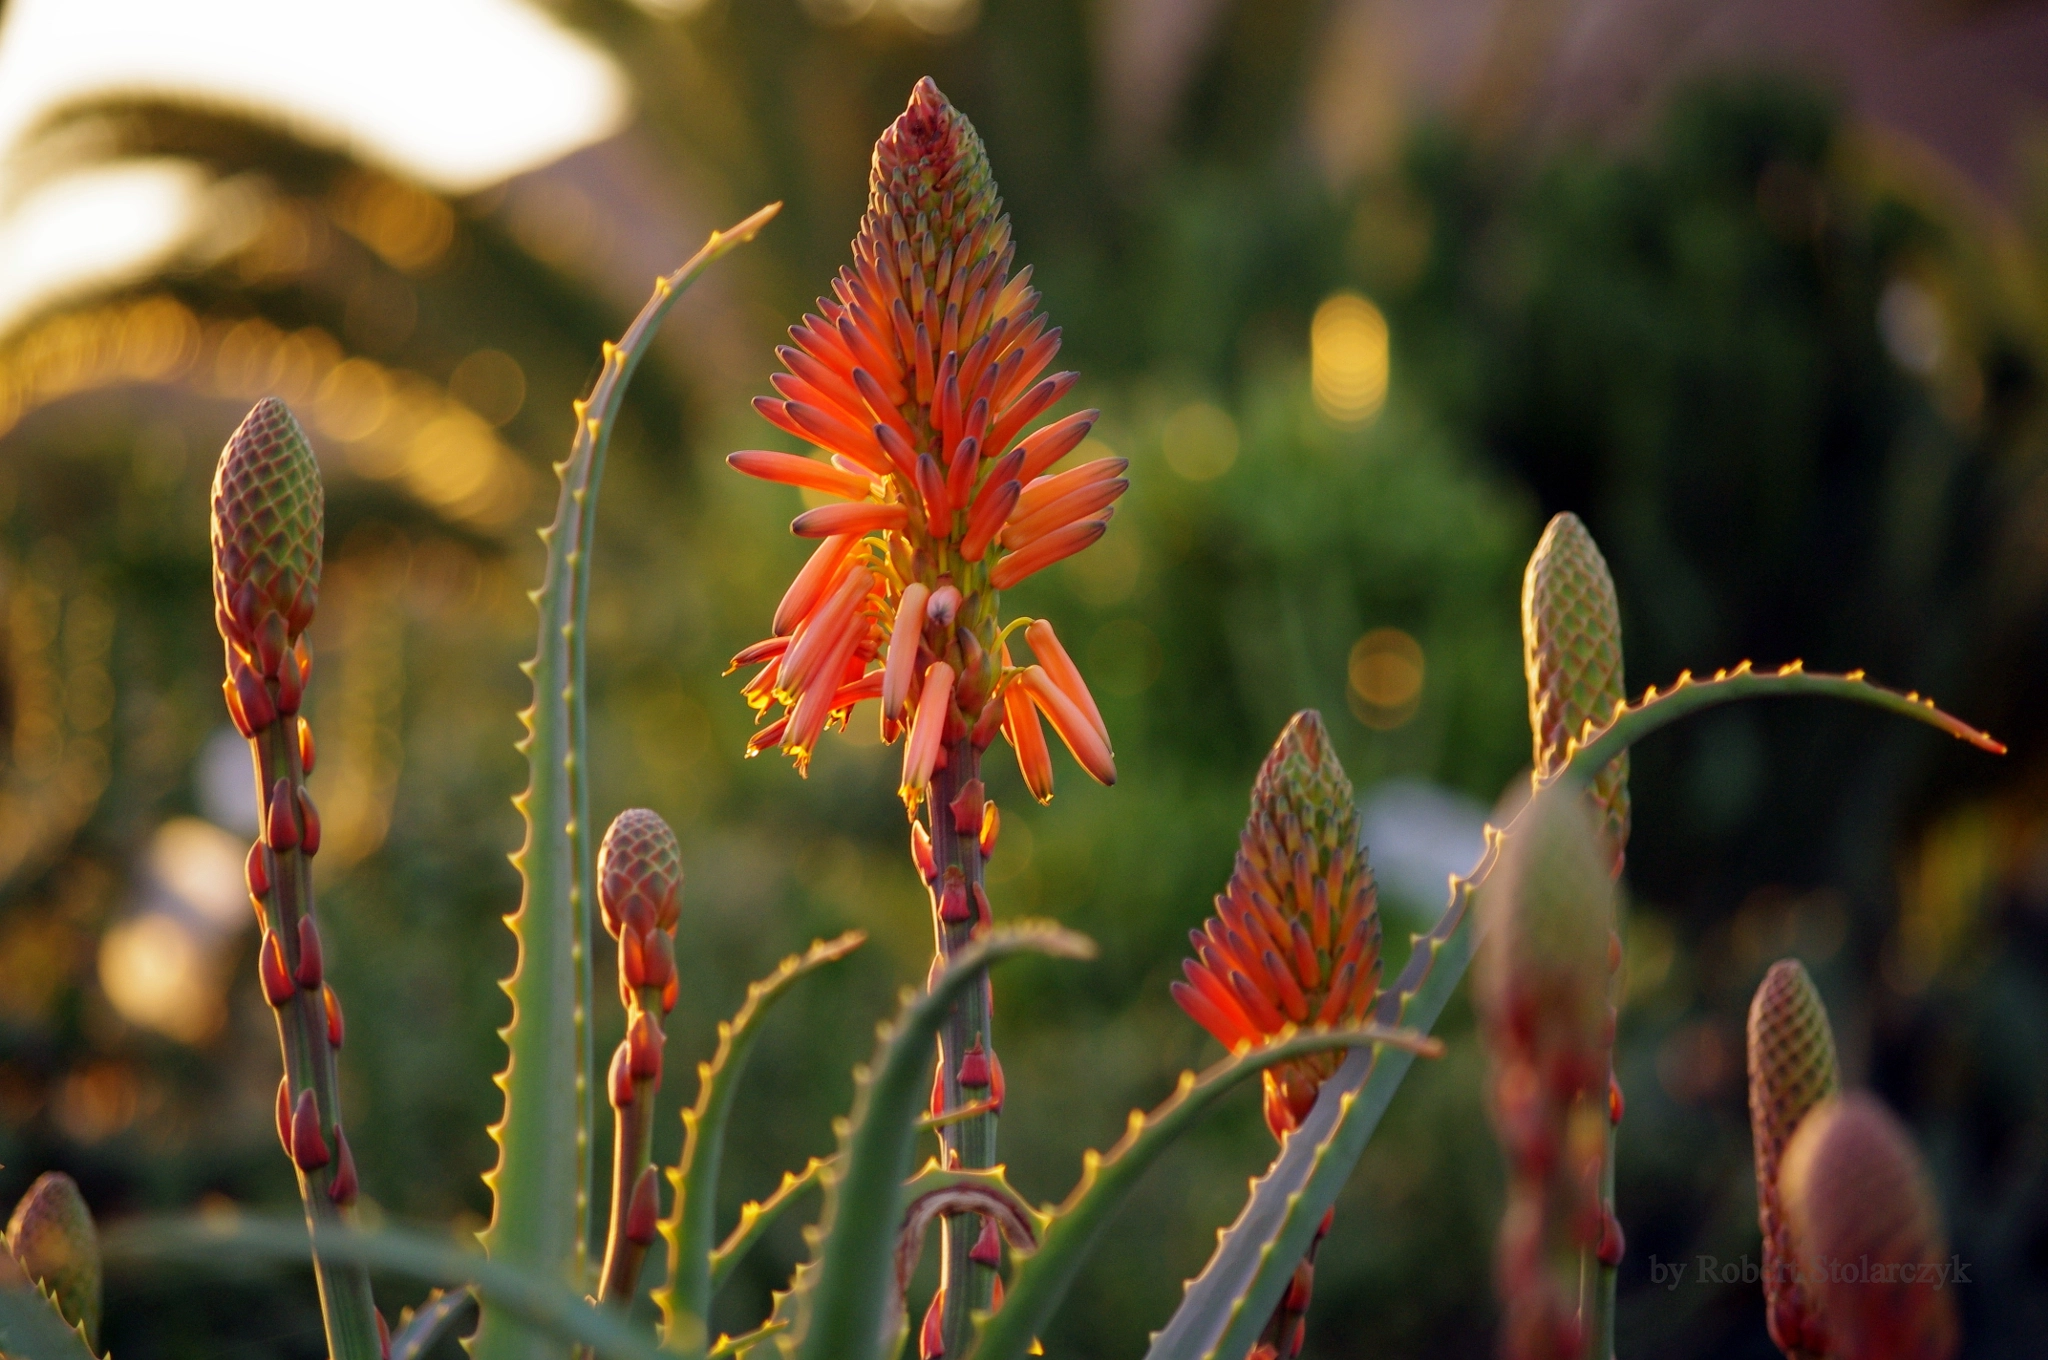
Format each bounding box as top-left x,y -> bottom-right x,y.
791,923 -> 1095,1360
1146,663 -> 2000,1360
105,1216 -> 668,1360
656,932 -> 865,1348
894,1163 -> 1045,1342
392,1288 -> 479,1360
707,1319 -> 787,1358
972,1023 -> 1439,1360
0,1284 -> 99,1360
708,1157 -> 831,1295
476,203 -> 778,1360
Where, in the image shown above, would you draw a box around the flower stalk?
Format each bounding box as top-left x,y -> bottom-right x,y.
725,77 -> 1120,1359
1169,710 -> 1383,1359
593,809 -> 684,1313
211,398 -> 382,1360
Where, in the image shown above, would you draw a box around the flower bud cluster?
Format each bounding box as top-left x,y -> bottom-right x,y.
599,809 -> 684,1104
1475,788 -> 1620,1360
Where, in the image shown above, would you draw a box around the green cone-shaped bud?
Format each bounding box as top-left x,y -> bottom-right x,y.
1780,1094 -> 1958,1360
211,397 -> 324,670
597,808 -> 683,940
1747,960 -> 1841,1360
1522,512 -> 1629,862
1477,785 -> 1615,1085
6,1172 -> 100,1345
869,77 -> 1004,284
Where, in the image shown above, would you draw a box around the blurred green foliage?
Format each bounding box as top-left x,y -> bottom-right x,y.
0,3 -> 2043,1357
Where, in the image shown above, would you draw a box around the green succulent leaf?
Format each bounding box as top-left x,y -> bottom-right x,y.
792,923 -> 1095,1360
656,931 -> 866,1348
107,1215 -> 668,1360
391,1287 -> 479,1360
972,1023 -> 1440,1360
709,1157 -> 832,1296
0,1283 -> 100,1360
475,203 -> 778,1360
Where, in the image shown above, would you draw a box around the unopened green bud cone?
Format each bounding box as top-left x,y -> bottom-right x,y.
1522,512 -> 1630,863
211,397 -> 324,668
6,1171 -> 100,1345
1747,960 -> 1841,1360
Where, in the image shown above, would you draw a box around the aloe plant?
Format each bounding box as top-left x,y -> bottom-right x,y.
0,75 -> 2009,1360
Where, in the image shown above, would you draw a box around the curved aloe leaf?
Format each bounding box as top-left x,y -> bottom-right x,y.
894,1162 -> 1045,1351
105,1216 -> 668,1360
392,1288 -> 479,1360
476,203 -> 778,1360
972,1023 -> 1440,1360
791,923 -> 1095,1360
709,1156 -> 832,1295
0,1285 -> 98,1360
656,931 -> 865,1348
1145,665 -> 2000,1360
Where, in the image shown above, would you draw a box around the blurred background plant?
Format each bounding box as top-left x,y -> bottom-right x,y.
0,0 -> 2044,1355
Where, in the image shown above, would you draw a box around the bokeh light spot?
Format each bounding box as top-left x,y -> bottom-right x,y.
1347,626 -> 1423,729
449,348 -> 527,426
1161,401 -> 1239,481
1312,291 -> 1389,427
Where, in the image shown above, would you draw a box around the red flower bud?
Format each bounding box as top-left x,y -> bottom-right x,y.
920,1288 -> 946,1359
298,787 -> 321,856
290,1089 -> 330,1171
259,930 -> 294,1006
628,1011 -> 664,1083
275,642 -> 304,714
978,801 -> 999,860
295,916 -> 323,990
938,867 -> 970,923
948,778 -> 985,839
958,1041 -> 991,1089
324,985 -> 345,1049
969,1214 -> 1002,1267
643,928 -> 677,998
328,1125 -> 358,1205
911,821 -> 937,882
1597,1206 -> 1625,1267
621,923 -> 649,990
624,1165 -> 660,1246
297,716 -> 316,775
246,841 -> 271,897
609,1040 -> 635,1109
266,777 -> 300,850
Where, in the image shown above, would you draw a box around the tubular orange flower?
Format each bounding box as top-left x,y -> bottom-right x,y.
900,661 -> 955,807
773,533 -> 858,636
728,449 -> 874,499
1023,619 -> 1107,748
725,77 -> 1119,796
1018,666 -> 1115,786
1000,649 -> 1054,804
882,583 -> 930,722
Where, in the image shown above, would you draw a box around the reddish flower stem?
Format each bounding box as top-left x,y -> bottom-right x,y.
927,737 -> 997,1355
245,683 -> 381,1360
